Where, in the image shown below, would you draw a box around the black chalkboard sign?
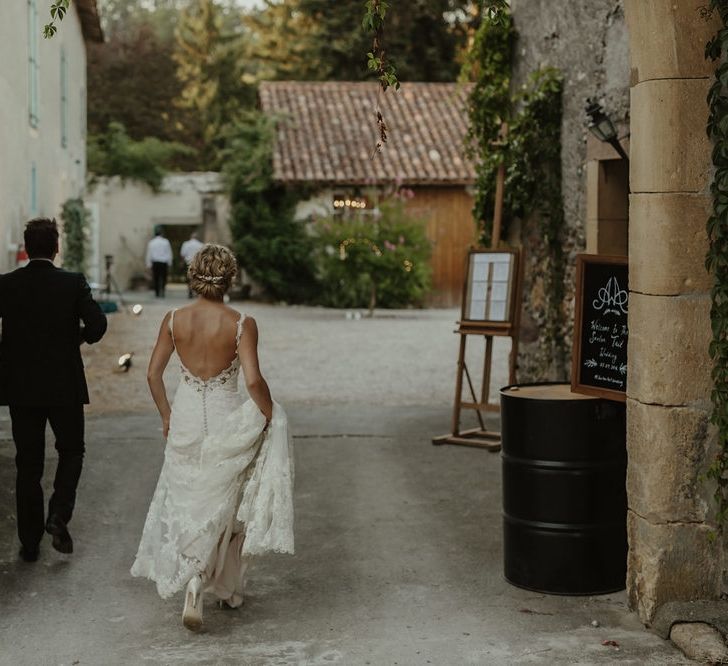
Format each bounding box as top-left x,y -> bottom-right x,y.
571,254 -> 628,401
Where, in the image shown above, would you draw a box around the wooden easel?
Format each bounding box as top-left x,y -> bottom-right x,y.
433,152 -> 522,451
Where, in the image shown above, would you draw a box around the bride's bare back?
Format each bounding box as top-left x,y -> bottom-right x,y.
147,300 -> 273,437
171,301 -> 241,380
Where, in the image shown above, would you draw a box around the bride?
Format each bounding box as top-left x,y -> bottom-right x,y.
131,244 -> 294,631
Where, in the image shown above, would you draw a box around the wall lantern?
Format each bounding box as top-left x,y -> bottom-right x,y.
333,194 -> 368,210
585,98 -> 629,162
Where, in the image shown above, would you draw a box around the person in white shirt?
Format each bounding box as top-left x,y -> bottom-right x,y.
145,228 -> 173,298
180,232 -> 204,298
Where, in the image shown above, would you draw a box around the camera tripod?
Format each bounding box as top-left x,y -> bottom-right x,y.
103,254 -> 126,307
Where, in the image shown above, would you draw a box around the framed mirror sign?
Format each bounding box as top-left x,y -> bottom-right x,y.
460,249 -> 520,329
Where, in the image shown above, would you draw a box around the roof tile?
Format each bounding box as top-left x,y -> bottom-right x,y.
259,81 -> 475,186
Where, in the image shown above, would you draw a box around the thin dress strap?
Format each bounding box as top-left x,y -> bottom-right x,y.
235,314 -> 244,349
169,309 -> 177,348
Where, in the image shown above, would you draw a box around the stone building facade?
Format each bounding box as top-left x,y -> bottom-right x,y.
509,0 -> 631,377
511,0 -> 725,627
0,0 -> 102,272
624,1 -> 723,624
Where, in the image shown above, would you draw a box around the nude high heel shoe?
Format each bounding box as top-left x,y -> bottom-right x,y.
182,575 -> 204,631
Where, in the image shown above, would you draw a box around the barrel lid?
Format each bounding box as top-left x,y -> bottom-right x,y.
501,383 -> 596,401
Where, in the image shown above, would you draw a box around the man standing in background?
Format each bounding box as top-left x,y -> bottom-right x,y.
145,227 -> 173,298
180,231 -> 204,298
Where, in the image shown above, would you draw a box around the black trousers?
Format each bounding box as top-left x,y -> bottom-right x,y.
151,262 -> 168,298
9,404 -> 85,549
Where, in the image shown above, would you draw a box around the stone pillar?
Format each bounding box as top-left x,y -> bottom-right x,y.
624,1 -> 723,623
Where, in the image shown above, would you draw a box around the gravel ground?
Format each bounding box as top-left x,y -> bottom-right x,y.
83,286 -> 511,415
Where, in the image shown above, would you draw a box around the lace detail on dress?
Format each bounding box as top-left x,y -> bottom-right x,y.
130,400 -> 294,599
179,360 -> 240,437
180,359 -> 240,391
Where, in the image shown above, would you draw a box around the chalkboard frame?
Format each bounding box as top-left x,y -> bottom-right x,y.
571,253 -> 628,402
459,248 -> 521,331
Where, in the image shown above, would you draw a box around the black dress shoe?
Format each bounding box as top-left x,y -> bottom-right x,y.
19,546 -> 39,563
45,514 -> 73,554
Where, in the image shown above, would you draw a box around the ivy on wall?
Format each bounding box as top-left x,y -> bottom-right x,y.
60,198 -> 90,274
705,0 -> 728,527
507,69 -> 567,377
463,5 -> 568,378
461,6 -> 514,245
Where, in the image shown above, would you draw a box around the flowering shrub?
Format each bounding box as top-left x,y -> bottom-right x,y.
312,197 -> 431,310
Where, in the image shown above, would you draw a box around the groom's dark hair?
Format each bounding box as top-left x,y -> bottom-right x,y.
24,217 -> 59,258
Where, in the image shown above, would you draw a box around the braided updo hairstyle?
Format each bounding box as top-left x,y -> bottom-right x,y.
187,243 -> 238,299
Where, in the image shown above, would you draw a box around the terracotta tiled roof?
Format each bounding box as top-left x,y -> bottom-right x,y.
259,81 -> 475,186
76,0 -> 103,43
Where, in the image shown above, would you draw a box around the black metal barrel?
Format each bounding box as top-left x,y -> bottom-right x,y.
500,382 -> 627,595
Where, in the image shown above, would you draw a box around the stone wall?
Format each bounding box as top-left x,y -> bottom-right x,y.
624,0 -> 723,623
510,0 -> 725,623
509,0 -> 630,378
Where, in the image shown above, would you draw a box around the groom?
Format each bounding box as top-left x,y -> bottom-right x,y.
0,218 -> 107,562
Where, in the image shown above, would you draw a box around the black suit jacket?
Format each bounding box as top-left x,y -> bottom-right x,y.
0,261 -> 107,406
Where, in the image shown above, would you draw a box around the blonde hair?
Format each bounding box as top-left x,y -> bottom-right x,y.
187,243 -> 238,299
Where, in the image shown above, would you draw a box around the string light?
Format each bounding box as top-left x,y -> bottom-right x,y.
333,196 -> 368,210
338,237 -> 382,259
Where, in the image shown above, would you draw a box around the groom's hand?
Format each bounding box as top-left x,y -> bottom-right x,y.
77,275 -> 107,344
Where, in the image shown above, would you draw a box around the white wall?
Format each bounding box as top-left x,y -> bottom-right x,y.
0,3 -> 88,272
87,173 -> 232,289
294,190 -> 335,220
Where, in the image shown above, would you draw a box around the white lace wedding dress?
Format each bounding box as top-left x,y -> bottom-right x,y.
131,312 -> 294,605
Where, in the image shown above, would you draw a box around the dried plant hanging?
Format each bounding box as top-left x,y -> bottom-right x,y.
363,0 -> 400,156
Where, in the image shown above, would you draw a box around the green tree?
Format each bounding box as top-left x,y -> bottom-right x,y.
88,122 -> 195,191
99,0 -> 186,41
240,0 -> 476,84
87,22 -> 192,151
296,0 -> 477,82
221,112 -> 317,303
242,1 -> 323,82
174,0 -> 256,168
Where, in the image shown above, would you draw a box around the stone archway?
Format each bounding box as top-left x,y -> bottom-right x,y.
624,1 -> 723,623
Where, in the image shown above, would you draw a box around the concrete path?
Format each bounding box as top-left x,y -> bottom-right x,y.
0,404 -> 687,665
0,296 -> 689,664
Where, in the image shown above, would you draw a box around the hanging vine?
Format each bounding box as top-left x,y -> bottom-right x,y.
363,0 -> 400,154
462,4 -> 514,245
463,4 -> 568,378
705,0 -> 728,528
507,69 -> 567,376
43,0 -> 71,38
